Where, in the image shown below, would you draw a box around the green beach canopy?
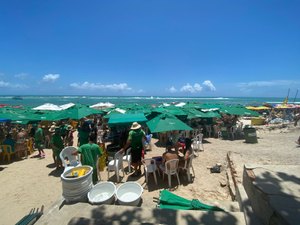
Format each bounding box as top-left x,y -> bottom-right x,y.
220,106 -> 259,117
146,113 -> 192,133
158,190 -> 224,211
57,104 -> 103,120
108,113 -> 148,127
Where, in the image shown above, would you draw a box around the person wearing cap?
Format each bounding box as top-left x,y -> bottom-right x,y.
121,122 -> 146,176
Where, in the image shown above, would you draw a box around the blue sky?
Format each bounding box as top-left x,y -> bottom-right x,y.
0,1 -> 299,97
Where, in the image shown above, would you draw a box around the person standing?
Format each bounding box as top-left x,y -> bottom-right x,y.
50,126 -> 64,169
121,122 -> 146,176
34,123 -> 45,158
72,133 -> 102,184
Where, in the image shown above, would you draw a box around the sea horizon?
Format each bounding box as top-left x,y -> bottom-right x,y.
1,95 -> 299,108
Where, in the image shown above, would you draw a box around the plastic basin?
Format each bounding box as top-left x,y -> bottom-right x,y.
88,182 -> 116,205
116,182 -> 143,206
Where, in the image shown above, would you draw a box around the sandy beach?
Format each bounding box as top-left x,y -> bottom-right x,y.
1,123 -> 300,225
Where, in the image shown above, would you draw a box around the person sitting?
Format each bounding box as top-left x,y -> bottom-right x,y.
179,132 -> 193,167
162,142 -> 179,166
3,133 -> 15,153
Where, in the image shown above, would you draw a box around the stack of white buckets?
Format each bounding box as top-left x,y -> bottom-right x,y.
61,166 -> 93,203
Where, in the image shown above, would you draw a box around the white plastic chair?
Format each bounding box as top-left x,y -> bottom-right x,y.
179,153 -> 195,182
122,147 -> 132,173
60,146 -> 82,173
107,150 -> 124,182
159,159 -> 180,188
192,133 -> 204,152
142,158 -> 159,185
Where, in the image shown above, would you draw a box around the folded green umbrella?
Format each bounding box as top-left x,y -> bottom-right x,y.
158,189 -> 224,211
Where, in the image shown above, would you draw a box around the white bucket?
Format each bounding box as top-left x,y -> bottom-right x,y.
116,182 -> 143,206
88,182 -> 116,205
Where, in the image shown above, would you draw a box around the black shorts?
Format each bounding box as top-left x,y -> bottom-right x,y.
131,146 -> 143,163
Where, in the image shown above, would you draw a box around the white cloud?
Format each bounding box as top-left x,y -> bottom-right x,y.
0,81 -> 10,87
42,74 -> 60,82
168,86 -> 177,93
14,73 -> 28,80
70,82 -> 132,91
0,80 -> 28,88
237,80 -> 298,88
180,83 -> 203,93
202,80 -> 216,91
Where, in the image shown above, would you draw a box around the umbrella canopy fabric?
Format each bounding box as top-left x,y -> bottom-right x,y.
58,105 -> 103,120
146,113 -> 192,133
108,113 -> 148,127
32,103 -> 63,111
158,190 -> 224,211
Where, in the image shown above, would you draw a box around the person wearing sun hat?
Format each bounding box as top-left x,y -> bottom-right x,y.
121,122 -> 146,176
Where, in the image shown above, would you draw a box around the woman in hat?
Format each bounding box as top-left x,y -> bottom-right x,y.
121,122 -> 146,176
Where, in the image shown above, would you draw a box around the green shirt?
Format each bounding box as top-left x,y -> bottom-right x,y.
78,143 -> 102,169
34,128 -> 44,144
51,133 -> 64,150
128,129 -> 145,149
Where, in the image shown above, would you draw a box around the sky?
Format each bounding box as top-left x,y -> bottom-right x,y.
0,0 -> 299,98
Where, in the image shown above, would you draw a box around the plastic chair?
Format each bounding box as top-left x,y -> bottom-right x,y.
59,146 -> 82,173
107,150 -> 124,182
142,158 -> 159,185
192,133 -> 204,152
179,153 -> 195,182
159,159 -> 180,188
122,147 -> 132,173
0,145 -> 15,163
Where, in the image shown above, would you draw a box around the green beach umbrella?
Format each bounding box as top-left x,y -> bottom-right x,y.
158,189 -> 224,211
146,113 -> 192,133
108,113 -> 148,127
58,104 -> 103,120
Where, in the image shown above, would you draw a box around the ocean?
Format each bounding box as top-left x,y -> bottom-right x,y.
1,95 -> 299,108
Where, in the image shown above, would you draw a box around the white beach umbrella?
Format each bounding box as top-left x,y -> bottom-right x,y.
90,102 -> 115,109
59,103 -> 76,110
32,103 -> 62,111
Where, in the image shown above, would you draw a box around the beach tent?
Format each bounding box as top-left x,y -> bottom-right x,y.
146,113 -> 192,133
108,113 -> 148,127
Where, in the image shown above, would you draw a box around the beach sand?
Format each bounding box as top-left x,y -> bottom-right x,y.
1,124 -> 300,225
